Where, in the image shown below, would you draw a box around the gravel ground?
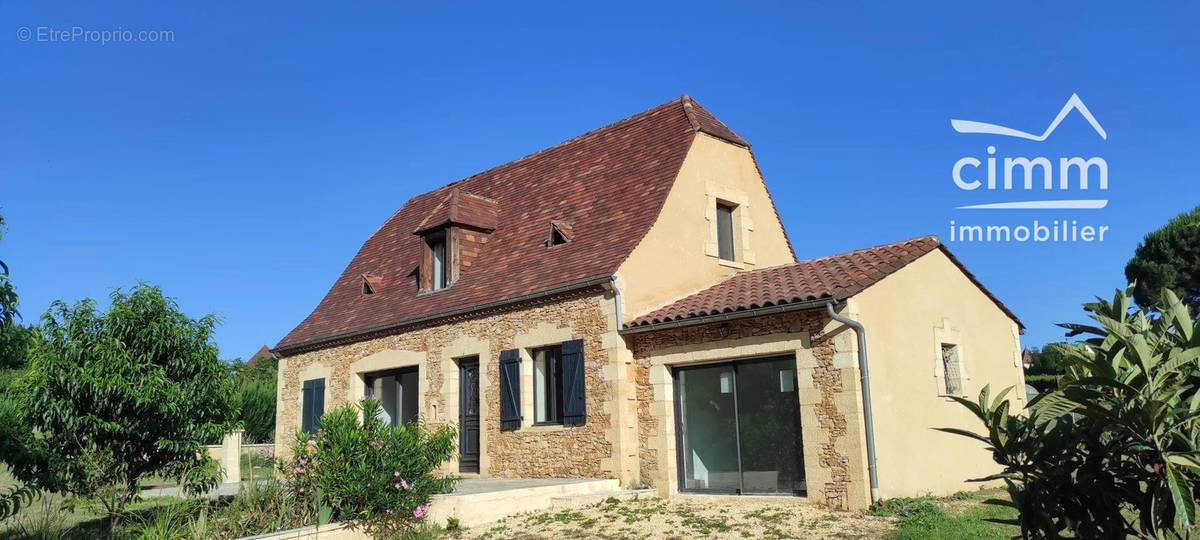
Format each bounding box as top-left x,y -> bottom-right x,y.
454,495 -> 896,539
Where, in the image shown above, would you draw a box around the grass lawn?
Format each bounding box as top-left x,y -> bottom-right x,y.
878,490 -> 1019,540
0,490 -> 188,539
1,460 -> 274,540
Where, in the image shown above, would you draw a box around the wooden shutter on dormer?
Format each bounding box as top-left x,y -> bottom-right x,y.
561,339 -> 586,426
499,349 -> 522,430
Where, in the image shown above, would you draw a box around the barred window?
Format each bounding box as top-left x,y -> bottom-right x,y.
941,343 -> 963,395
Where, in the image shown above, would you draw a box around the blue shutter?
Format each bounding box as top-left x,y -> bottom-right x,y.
301,380 -> 315,434
562,339 -> 586,426
313,378 -> 325,431
302,378 -> 326,434
499,349 -> 521,430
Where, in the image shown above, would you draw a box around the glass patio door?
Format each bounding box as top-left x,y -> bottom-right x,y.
674,355 -> 804,495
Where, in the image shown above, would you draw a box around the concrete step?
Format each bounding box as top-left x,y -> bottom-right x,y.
550,488 -> 655,510
427,478 -> 621,528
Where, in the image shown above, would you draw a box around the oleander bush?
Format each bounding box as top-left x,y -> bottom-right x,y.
284,399 -> 457,538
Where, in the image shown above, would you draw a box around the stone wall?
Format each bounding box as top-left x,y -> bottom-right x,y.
628,309 -> 864,509
274,289 -> 625,480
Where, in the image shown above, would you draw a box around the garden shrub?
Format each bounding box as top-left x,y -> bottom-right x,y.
283,399 -> 457,538
942,286 -> 1200,538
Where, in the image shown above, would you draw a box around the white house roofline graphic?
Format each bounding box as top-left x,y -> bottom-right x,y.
951,93 -> 1107,141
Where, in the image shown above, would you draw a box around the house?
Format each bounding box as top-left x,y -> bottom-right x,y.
272,96 -> 1026,510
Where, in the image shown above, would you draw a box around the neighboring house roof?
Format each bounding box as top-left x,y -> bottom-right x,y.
276,95 -> 752,353
248,345 -> 276,362
625,236 -> 1023,330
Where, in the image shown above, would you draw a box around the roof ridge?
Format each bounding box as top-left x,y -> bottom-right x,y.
410,96 -> 688,202
680,94 -> 702,131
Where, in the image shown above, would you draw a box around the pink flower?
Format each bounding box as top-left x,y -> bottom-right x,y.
386,508 -> 393,515
413,505 -> 430,519
401,479 -> 410,490
298,487 -> 305,493
293,467 -> 304,474
298,458 -> 307,466
393,471 -> 400,477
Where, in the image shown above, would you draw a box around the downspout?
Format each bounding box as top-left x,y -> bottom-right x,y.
826,301 -> 880,503
607,276 -> 623,329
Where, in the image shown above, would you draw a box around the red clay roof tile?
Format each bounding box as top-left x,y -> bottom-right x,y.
625,236 -> 1023,330
276,96 -> 746,353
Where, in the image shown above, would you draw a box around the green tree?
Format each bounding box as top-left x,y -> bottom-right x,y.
1025,342 -> 1072,375
1125,204 -> 1200,309
0,211 -> 26,371
1,284 -> 236,533
230,353 -> 278,443
941,286 -> 1200,538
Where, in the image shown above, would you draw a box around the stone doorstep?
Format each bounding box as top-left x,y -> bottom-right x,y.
549,488 -> 655,511
427,478 -> 620,529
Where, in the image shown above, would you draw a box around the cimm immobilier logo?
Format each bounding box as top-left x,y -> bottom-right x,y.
948,94 -> 1109,244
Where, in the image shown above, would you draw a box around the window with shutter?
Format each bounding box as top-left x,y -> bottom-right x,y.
533,345 -> 563,425
561,339 -> 586,426
301,378 -> 325,434
499,349 -> 522,430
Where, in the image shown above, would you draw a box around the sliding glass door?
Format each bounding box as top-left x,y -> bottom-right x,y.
674,355 -> 804,495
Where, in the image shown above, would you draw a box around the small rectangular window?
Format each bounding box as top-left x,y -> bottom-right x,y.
716,203 -> 736,261
365,368 -> 419,426
428,235 -> 447,290
533,345 -> 564,425
941,344 -> 963,395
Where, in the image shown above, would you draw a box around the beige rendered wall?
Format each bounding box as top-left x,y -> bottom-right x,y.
615,133 -> 795,320
273,290 -> 642,485
850,249 -> 1025,498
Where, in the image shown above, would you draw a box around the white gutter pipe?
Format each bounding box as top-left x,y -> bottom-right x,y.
606,276 -> 623,330
826,301 -> 880,503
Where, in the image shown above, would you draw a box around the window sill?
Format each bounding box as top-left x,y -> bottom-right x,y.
526,423 -> 566,433
417,285 -> 454,296
716,258 -> 745,270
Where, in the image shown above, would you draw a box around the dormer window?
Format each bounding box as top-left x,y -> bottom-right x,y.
546,220 -> 573,248
427,232 -> 448,291
361,273 -> 381,296
411,189 -> 498,294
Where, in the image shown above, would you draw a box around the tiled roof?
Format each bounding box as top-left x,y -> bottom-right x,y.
625,236 -> 1023,330
276,95 -> 752,353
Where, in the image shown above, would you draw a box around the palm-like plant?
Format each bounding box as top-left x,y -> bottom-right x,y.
942,286 -> 1200,539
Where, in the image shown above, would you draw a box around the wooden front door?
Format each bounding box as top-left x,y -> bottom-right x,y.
458,357 -> 481,473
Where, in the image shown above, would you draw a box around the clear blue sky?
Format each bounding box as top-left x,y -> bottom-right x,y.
3,2 -> 1198,360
